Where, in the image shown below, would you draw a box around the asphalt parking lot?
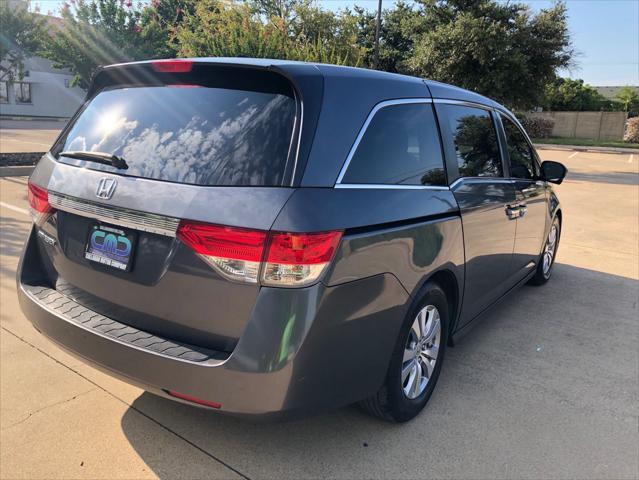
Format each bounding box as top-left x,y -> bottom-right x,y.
1,148 -> 637,479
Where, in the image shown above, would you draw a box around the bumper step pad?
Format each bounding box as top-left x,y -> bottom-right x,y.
25,285 -> 227,364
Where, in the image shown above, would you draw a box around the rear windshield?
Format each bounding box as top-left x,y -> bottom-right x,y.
54,84 -> 297,186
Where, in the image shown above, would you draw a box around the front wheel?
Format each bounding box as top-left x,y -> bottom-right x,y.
529,216 -> 561,286
360,283 -> 449,422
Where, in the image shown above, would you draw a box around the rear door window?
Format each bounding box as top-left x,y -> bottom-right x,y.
500,115 -> 538,179
54,84 -> 297,186
440,105 -> 503,178
341,103 -> 446,186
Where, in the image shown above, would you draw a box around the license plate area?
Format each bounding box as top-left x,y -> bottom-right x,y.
85,224 -> 137,271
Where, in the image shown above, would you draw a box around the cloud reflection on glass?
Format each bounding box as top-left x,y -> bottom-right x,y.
59,86 -> 297,186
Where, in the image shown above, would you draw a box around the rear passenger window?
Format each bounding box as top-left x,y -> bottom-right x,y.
501,115 -> 538,179
441,105 -> 502,178
341,103 -> 446,186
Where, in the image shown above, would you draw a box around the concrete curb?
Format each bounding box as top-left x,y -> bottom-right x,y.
0,165 -> 35,177
534,143 -> 639,155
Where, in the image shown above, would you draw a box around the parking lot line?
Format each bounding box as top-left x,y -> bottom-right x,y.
568,151 -> 579,159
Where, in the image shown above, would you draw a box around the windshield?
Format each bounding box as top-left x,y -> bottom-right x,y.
54,85 -> 297,186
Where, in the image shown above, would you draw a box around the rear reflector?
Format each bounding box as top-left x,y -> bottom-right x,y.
167,390 -> 221,409
151,59 -> 193,73
27,180 -> 54,225
177,220 -> 343,287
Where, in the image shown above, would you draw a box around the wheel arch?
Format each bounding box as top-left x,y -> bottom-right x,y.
413,268 -> 461,347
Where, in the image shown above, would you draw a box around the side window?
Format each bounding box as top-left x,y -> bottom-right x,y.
341,103 -> 446,186
501,115 -> 537,179
440,104 -> 502,178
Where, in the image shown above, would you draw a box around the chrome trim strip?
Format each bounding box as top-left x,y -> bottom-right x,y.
289,93 -> 303,185
335,98 -> 434,185
449,176 -> 515,189
494,108 -> 542,171
433,98 -> 494,111
49,191 -> 180,237
495,107 -> 535,144
335,183 -> 449,191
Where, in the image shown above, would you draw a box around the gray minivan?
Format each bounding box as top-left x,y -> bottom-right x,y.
18,58 -> 566,422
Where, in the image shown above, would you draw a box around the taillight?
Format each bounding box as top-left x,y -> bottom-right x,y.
27,180 -> 54,225
262,231 -> 343,287
176,220 -> 343,287
151,59 -> 193,73
176,222 -> 267,284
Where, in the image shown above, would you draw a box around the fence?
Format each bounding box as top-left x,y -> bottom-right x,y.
527,111 -> 628,141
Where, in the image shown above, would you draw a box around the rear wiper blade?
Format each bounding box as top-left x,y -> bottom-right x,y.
60,151 -> 129,170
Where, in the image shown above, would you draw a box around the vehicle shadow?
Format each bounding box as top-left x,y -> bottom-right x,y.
120,263 -> 638,479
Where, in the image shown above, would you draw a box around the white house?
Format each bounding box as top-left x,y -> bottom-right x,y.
0,56 -> 85,118
0,1 -> 85,119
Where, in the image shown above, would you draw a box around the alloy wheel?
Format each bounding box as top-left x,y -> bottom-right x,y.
402,305 -> 441,399
542,222 -> 559,278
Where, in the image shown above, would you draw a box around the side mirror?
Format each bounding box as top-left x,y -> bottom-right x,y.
540,161 -> 567,185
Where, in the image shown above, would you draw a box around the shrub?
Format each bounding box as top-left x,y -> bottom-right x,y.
623,117 -> 639,143
521,116 -> 555,138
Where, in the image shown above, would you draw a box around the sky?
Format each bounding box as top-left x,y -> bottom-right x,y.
31,0 -> 639,86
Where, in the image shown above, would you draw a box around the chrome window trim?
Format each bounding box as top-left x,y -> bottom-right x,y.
288,89 -> 304,186
335,183 -> 450,191
496,109 -> 542,176
335,98 -> 434,186
497,109 -> 535,148
449,176 -> 515,189
433,98 -> 494,111
335,97 -> 499,190
48,191 -> 180,237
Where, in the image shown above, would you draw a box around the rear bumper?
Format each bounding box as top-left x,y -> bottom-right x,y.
18,227 -> 409,419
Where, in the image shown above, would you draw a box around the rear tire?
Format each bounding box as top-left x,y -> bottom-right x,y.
360,283 -> 449,422
528,216 -> 561,286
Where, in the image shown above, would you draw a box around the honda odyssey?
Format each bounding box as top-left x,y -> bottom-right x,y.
18,58 -> 567,422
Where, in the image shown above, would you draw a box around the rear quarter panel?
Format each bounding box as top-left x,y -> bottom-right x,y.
272,187 -> 465,329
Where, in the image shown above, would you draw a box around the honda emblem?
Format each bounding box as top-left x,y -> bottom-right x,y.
96,178 -> 117,200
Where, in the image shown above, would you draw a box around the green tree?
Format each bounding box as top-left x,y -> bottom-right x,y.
43,0 -> 174,88
542,78 -> 607,111
406,0 -> 573,109
354,1 -> 425,73
248,0 -> 308,22
615,86 -> 639,112
173,0 -> 363,65
0,3 -> 46,82
39,0 -> 574,109
139,0 -> 195,59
